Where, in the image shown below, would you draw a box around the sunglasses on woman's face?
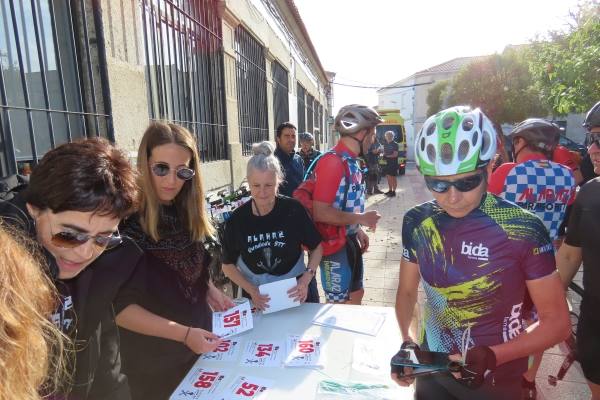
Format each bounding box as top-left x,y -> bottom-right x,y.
51,230 -> 122,250
424,171 -> 485,193
151,162 -> 195,181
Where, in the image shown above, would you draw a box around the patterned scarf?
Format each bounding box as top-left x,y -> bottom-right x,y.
121,205 -> 209,303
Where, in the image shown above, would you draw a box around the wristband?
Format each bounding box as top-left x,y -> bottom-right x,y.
304,267 -> 316,277
183,326 -> 191,346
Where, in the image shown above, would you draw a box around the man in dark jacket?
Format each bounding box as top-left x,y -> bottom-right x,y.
274,122 -> 305,197
0,139 -> 141,399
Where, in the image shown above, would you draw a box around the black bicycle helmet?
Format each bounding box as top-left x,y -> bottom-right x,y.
583,101 -> 600,130
509,118 -> 561,153
298,132 -> 314,143
334,104 -> 383,135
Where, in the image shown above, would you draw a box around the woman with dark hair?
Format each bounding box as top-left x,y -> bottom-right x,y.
116,122 -> 234,400
0,138 -> 142,399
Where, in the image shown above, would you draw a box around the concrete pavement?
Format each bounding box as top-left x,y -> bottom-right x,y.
318,162 -> 591,400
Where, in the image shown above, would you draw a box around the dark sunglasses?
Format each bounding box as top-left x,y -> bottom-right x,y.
587,132 -> 600,148
51,230 -> 122,250
424,172 -> 485,193
151,162 -> 195,181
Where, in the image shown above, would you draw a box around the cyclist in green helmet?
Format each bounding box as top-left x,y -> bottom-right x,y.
392,106 -> 570,399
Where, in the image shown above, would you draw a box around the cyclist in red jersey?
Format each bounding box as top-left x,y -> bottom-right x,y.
313,105 -> 382,304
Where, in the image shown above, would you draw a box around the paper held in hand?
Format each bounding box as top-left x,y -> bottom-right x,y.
312,304 -> 386,336
213,301 -> 253,338
258,278 -> 300,314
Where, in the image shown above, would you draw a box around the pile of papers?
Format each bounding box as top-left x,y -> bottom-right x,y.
312,305 -> 386,336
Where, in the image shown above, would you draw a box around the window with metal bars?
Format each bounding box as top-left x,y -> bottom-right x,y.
314,100 -> 322,149
297,83 -> 305,133
0,0 -> 112,177
271,60 -> 288,132
234,26 -> 267,156
306,93 -> 314,134
141,0 -> 228,162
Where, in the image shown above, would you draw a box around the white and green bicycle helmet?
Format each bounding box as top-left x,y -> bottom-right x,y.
415,106 -> 497,176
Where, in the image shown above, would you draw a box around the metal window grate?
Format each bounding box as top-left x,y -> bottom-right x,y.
297,82 -> 305,133
234,26 -> 267,156
306,93 -> 314,134
0,0 -> 113,177
141,0 -> 228,162
271,59 -> 288,132
314,100 -> 322,149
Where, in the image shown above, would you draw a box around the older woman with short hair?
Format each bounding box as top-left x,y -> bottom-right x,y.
221,141 -> 323,310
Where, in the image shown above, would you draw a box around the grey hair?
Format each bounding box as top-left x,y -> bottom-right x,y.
385,130 -> 395,139
247,141 -> 285,182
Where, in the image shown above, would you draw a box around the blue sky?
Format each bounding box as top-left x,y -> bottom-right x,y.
294,0 -> 583,113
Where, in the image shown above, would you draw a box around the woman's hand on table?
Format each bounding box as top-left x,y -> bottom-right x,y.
288,274 -> 311,303
184,327 -> 222,354
249,287 -> 270,311
206,283 -> 235,312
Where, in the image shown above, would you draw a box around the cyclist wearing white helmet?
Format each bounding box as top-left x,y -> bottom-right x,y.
393,106 -> 570,399
557,100 -> 600,400
312,104 -> 382,304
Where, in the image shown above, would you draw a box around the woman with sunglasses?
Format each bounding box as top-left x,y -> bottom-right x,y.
115,122 -> 233,400
0,139 -> 141,399
392,106 -> 570,399
221,141 -> 323,311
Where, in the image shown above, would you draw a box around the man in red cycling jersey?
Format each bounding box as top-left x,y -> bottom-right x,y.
557,100 -> 600,400
313,104 -> 382,304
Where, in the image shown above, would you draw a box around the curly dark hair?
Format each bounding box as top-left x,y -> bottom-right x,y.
23,138 -> 138,219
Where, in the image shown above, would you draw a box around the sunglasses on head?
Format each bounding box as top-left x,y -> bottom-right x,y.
424,171 -> 485,193
587,132 -> 600,148
51,230 -> 122,250
151,162 -> 195,181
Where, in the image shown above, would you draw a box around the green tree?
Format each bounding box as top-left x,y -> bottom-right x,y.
528,1 -> 600,115
446,48 -> 547,124
426,80 -> 449,117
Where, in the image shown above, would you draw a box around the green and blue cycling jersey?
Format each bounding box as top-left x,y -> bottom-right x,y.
402,193 -> 556,379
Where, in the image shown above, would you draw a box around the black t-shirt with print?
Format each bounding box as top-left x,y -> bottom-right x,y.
221,195 -> 321,276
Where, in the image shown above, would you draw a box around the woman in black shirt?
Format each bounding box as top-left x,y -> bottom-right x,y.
222,141 -> 323,310
116,122 -> 233,400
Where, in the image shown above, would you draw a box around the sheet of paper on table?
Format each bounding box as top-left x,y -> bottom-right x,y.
240,340 -> 285,367
200,338 -> 243,362
312,304 -> 386,336
217,375 -> 273,400
213,301 -> 253,338
284,335 -> 324,368
258,278 -> 300,314
169,366 -> 229,400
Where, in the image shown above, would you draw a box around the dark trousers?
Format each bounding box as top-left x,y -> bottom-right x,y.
127,358 -> 195,400
306,275 -> 320,303
415,372 -> 520,400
